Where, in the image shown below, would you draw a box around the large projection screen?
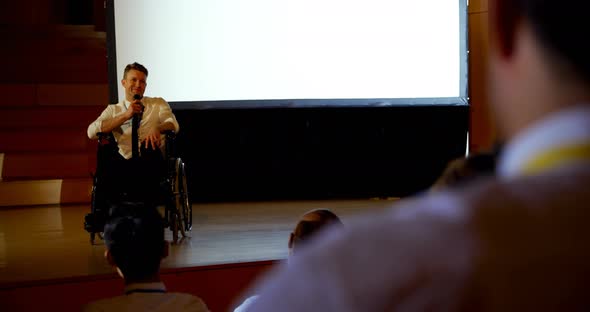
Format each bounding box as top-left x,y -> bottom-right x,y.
107,0 -> 468,108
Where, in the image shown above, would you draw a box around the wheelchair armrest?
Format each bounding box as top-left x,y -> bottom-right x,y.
96,132 -> 116,146
94,131 -> 175,156
161,130 -> 177,159
97,131 -> 174,139
161,130 -> 176,140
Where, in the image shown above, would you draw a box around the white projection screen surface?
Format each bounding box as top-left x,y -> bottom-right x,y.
108,0 -> 468,108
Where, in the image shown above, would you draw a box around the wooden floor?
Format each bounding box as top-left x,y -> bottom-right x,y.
0,199 -> 396,285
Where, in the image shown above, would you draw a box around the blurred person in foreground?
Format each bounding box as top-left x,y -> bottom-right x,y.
245,0 -> 590,310
234,209 -> 343,312
84,203 -> 208,312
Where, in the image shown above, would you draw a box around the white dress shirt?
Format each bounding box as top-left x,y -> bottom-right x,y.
245,105 -> 590,311
234,295 -> 259,312
84,282 -> 209,312
498,105 -> 590,178
87,97 -> 180,159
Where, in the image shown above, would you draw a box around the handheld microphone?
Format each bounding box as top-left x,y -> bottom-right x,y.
133,94 -> 144,115
131,94 -> 143,158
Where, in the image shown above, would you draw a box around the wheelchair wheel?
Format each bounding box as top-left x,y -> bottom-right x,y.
88,181 -> 104,245
178,159 -> 192,232
90,184 -> 97,244
90,232 -> 104,245
170,206 -> 179,243
172,158 -> 191,241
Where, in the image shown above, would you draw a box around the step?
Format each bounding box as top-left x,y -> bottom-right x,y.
0,24 -> 106,40
0,153 -> 4,181
0,178 -> 92,206
0,52 -> 108,83
0,84 -> 36,107
0,83 -> 109,108
36,84 -> 109,106
0,106 -> 105,130
2,152 -> 92,180
0,129 -> 91,153
0,27 -> 107,83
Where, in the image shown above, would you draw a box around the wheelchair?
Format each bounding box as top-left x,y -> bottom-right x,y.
84,131 -> 192,244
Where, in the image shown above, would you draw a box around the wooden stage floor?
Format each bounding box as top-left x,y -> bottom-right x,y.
0,199 -> 396,285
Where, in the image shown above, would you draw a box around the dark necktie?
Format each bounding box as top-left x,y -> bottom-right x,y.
132,111 -> 141,158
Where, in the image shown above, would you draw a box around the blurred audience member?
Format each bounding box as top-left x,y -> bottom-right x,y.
84,204 -> 208,312
245,0 -> 590,310
431,144 -> 502,190
288,209 -> 343,257
234,209 -> 342,312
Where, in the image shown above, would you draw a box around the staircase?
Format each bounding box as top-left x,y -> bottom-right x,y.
0,24 -> 108,206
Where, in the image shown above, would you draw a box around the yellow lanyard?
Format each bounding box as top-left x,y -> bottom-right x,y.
522,143 -> 590,175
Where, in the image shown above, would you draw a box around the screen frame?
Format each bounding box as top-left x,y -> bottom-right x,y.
106,0 -> 469,109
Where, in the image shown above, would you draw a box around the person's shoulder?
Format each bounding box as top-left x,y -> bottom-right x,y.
108,100 -> 126,106
144,96 -> 168,104
234,295 -> 259,312
83,295 -> 126,312
247,192 -> 476,311
168,292 -> 209,311
99,102 -> 124,111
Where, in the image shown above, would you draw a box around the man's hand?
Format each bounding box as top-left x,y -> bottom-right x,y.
125,99 -> 143,119
143,128 -> 161,150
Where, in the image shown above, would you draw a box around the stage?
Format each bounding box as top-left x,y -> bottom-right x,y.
0,199 -> 396,286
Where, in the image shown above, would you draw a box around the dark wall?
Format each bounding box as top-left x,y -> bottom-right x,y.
65,0 -> 93,25
173,105 -> 468,202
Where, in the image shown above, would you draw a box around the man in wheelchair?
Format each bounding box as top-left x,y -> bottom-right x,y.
87,62 -> 179,205
85,62 -> 191,243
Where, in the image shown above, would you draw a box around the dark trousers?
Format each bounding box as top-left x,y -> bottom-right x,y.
102,146 -> 166,206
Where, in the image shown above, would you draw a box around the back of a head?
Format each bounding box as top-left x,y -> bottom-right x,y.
290,209 -> 343,252
431,145 -> 501,191
104,203 -> 165,281
499,0 -> 590,83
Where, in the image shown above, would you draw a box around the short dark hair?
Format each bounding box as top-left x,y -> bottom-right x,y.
502,1 -> 590,82
104,203 -> 164,281
123,62 -> 149,79
432,152 -> 497,190
292,209 -> 342,243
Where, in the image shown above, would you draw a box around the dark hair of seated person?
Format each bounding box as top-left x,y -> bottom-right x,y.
289,209 -> 343,252
104,203 -> 165,282
499,0 -> 590,83
431,144 -> 503,191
